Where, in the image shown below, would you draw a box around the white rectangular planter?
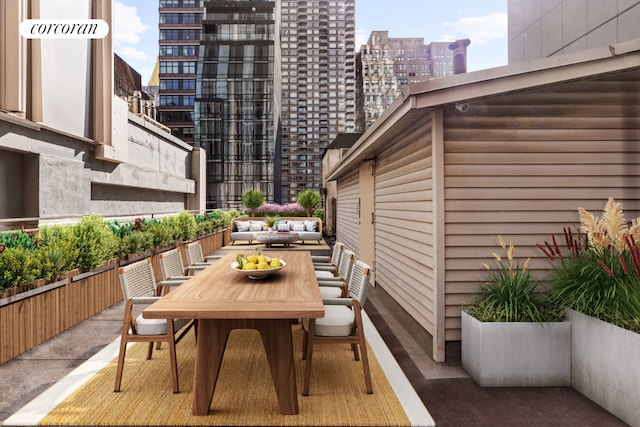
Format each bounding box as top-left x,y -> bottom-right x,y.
568,308 -> 640,427
461,311 -> 571,387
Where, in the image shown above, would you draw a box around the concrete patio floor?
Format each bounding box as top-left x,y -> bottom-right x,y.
0,247 -> 630,426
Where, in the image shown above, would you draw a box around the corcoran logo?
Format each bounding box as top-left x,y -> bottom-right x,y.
19,19 -> 109,39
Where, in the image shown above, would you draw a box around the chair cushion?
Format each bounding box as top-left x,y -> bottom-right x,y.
314,305 -> 354,336
316,270 -> 335,279
135,315 -> 189,336
231,231 -> 257,240
319,286 -> 342,299
297,231 -> 322,241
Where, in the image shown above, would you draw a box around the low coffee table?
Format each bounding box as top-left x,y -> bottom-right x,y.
255,232 -> 299,248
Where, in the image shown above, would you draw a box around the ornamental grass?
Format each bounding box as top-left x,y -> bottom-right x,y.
467,236 -> 563,323
538,198 -> 640,333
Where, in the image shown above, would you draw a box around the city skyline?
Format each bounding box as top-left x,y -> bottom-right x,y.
114,0 -> 508,85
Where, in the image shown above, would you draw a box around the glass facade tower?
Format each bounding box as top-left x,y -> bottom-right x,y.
195,1 -> 278,209
159,0 -> 356,208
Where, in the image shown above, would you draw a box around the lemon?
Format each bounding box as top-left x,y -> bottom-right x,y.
269,258 -> 281,268
242,262 -> 257,270
257,255 -> 268,263
247,255 -> 259,264
257,261 -> 270,270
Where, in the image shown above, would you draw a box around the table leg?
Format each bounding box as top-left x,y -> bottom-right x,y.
257,319 -> 299,415
192,319 -> 299,416
192,319 -> 231,415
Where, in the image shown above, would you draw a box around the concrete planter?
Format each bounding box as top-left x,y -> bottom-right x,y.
461,311 -> 571,387
568,308 -> 640,426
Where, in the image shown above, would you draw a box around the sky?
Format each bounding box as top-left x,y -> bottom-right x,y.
114,0 -> 508,86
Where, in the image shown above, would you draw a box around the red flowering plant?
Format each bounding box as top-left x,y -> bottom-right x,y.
538,198 -> 640,333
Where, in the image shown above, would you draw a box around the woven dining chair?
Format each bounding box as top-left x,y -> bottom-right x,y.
185,241 -> 222,268
157,248 -> 205,296
115,258 -> 193,394
302,260 -> 373,396
316,249 -> 355,299
312,241 -> 344,267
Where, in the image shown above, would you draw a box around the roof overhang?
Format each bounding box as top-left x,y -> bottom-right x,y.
327,38 -> 640,181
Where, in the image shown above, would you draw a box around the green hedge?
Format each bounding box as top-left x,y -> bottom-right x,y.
0,210 -> 239,291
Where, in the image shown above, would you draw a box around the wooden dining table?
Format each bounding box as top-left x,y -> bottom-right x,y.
142,251 -> 324,416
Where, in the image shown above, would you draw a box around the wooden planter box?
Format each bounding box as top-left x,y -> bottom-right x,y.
0,232 -> 226,365
461,311 -> 571,387
0,258 -> 120,365
568,308 -> 640,426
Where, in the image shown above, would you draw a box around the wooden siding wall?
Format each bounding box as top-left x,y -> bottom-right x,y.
375,119 -> 435,337
443,76 -> 640,343
336,169 -> 360,255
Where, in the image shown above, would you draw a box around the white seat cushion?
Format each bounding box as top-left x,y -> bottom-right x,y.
315,270 -> 335,279
319,286 -> 342,299
135,315 -> 189,336
313,305 -> 354,337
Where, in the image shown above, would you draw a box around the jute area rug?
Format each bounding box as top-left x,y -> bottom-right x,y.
31,319 -> 427,426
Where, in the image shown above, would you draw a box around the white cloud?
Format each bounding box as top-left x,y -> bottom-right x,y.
113,1 -> 149,47
442,12 -> 507,45
119,46 -> 148,61
355,29 -> 369,48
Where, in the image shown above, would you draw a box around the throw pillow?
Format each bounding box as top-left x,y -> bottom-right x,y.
235,220 -> 251,232
277,222 -> 290,232
304,221 -> 318,232
249,222 -> 263,232
291,222 -> 306,232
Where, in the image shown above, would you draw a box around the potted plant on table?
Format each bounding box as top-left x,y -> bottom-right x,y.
461,236 -> 569,387
264,215 -> 280,231
539,198 -> 640,426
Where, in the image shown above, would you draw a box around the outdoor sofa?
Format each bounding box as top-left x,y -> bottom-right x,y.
229,217 -> 323,244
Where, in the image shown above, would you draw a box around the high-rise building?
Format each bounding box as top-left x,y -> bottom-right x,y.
357,31 -> 455,130
278,0 -> 356,203
195,0 -> 278,209
158,0 -> 356,208
158,0 -> 204,144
